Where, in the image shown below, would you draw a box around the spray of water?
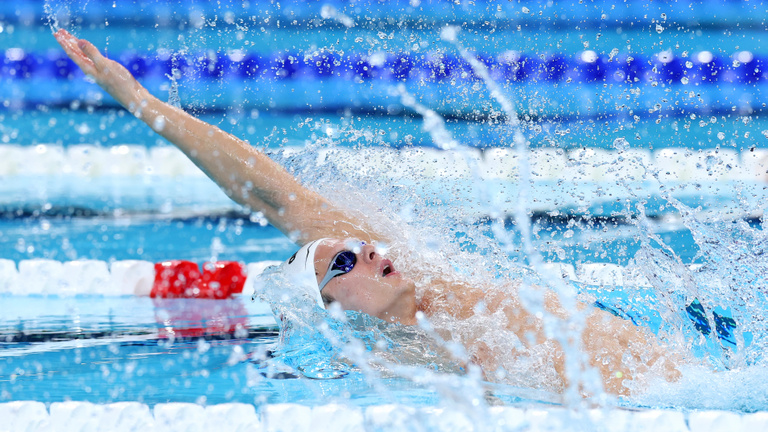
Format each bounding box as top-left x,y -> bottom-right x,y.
438,25 -> 608,405
320,5 -> 356,29
277,20 -> 768,413
254,56 -> 604,431
43,0 -> 60,32
570,123 -> 768,409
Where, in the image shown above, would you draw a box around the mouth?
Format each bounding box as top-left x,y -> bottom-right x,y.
381,259 -> 397,277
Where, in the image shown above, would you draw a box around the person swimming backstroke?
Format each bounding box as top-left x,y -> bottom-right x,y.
54,29 -> 682,396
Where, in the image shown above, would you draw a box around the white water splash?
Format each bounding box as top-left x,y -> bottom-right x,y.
440,25 -> 606,404
166,65 -> 182,108
43,0 -> 61,31
320,5 -> 355,28
396,84 -> 460,150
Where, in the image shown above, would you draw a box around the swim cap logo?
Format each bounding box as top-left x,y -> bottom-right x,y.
288,253 -> 297,264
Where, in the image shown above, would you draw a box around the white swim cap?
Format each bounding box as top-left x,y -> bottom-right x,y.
255,238 -> 330,309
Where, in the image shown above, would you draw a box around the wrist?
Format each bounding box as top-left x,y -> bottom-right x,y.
123,87 -> 154,118
101,69 -> 151,114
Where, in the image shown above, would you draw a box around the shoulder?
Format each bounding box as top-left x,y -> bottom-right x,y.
418,278 -> 503,320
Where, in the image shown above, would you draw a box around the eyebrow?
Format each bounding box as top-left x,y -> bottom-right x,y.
324,244 -> 346,265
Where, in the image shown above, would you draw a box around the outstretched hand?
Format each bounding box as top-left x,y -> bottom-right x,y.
53,30 -> 360,245
54,29 -> 146,109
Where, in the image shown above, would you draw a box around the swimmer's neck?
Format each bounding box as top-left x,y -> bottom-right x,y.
380,306 -> 419,326
381,277 -> 462,326
386,314 -> 418,326
378,289 -> 419,326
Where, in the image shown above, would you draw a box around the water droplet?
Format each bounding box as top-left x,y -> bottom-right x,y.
717,132 -> 726,140
681,77 -> 689,84
76,123 -> 91,135
320,5 -> 334,19
521,7 -> 530,13
656,24 -> 664,34
612,137 -> 629,151
153,116 -> 166,131
440,25 -> 460,42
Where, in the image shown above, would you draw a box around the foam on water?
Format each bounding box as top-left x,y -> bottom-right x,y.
8,400 -> 768,432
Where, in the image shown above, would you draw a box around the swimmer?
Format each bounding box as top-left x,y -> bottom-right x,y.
54,29 -> 681,395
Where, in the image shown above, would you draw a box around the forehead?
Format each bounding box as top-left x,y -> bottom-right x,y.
313,238 -> 362,269
314,239 -> 345,262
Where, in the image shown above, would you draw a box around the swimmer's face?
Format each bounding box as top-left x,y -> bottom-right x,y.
313,239 -> 416,323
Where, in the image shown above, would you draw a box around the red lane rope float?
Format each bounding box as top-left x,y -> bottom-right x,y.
151,260 -> 247,299
150,260 -> 249,338
201,261 -> 247,298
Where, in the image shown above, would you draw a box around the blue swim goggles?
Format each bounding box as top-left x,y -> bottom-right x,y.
318,250 -> 357,291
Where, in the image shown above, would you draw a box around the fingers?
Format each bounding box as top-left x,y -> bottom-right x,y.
54,29 -> 95,74
77,39 -> 108,70
53,29 -> 110,78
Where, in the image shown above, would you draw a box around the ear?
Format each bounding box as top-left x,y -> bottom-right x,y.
321,292 -> 335,306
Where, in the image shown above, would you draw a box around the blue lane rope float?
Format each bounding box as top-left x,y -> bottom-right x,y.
2,49 -> 766,84
3,48 -> 767,116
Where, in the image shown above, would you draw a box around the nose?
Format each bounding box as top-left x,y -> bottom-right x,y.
360,244 -> 377,263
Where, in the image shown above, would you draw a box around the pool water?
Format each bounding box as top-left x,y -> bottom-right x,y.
2,0 -> 768,429
0,293 -> 555,407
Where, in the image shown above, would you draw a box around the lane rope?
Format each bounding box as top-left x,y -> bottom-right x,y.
0,257 -> 708,296
3,49 -> 765,85
0,401 -> 761,431
1,144 -> 766,182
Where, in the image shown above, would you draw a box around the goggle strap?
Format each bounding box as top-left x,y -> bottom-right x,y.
318,267 -> 348,292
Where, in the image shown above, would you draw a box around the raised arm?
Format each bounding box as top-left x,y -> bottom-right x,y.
54,29 -> 378,244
